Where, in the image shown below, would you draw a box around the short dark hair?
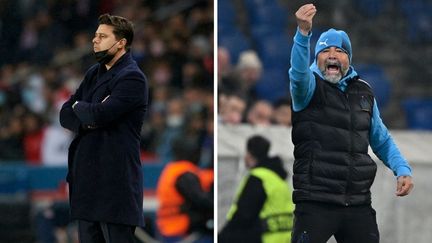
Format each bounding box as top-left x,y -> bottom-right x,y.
247,135 -> 270,161
98,13 -> 134,50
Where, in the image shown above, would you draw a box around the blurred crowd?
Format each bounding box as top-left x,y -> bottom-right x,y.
218,47 -> 292,127
0,0 -> 214,166
218,0 -> 432,130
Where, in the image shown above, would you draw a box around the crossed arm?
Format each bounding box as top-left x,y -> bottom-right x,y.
60,73 -> 147,132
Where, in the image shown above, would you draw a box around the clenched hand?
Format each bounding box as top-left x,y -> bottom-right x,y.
295,4 -> 317,36
396,175 -> 414,196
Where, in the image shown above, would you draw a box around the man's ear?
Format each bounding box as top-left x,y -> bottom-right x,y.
118,38 -> 127,49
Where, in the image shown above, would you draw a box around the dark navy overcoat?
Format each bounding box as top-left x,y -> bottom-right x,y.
60,52 -> 148,226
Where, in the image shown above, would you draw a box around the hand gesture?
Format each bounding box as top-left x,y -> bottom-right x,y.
295,4 -> 317,36
396,175 -> 414,196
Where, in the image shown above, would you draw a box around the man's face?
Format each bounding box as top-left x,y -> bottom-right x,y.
244,151 -> 256,169
247,101 -> 273,126
273,105 -> 292,127
317,47 -> 350,84
221,96 -> 246,124
92,24 -> 118,53
239,67 -> 261,87
217,48 -> 231,79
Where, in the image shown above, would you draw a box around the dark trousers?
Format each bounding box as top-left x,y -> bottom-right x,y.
78,220 -> 136,243
291,202 -> 380,243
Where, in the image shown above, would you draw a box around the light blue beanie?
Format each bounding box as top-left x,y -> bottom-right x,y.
315,28 -> 352,62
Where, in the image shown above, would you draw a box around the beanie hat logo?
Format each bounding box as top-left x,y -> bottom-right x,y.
315,28 -> 352,63
319,38 -> 329,47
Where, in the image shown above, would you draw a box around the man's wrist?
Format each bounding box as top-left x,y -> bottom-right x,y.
295,27 -> 311,43
299,28 -> 310,36
396,165 -> 412,178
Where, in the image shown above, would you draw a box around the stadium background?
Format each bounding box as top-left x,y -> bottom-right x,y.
217,0 -> 432,242
0,0 -> 213,242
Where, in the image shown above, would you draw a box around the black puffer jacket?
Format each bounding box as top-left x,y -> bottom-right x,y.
292,74 -> 377,206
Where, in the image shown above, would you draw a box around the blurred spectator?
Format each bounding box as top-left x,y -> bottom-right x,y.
218,49 -> 263,105
182,61 -> 207,89
41,122 -> 71,166
0,114 -> 25,162
22,112 -> 45,165
218,93 -> 246,125
217,47 -> 232,83
156,97 -> 186,163
219,135 -> 294,243
236,50 -> 262,87
235,50 -> 263,103
149,60 -> 173,87
272,98 -> 292,127
246,100 -> 274,126
140,86 -> 170,155
156,137 -> 213,242
218,47 -> 242,99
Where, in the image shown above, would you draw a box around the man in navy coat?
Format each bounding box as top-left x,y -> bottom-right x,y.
60,14 -> 148,243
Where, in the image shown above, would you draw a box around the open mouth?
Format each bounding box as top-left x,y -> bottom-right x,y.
326,63 -> 341,75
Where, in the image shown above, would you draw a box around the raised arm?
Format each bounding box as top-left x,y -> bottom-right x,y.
289,4 -> 317,112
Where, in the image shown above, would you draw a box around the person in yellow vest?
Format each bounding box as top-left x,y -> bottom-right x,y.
156,138 -> 213,242
219,135 -> 294,243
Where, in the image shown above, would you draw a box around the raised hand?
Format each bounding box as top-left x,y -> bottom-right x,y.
295,4 -> 317,36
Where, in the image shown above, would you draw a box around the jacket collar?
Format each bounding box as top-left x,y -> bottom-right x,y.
91,52 -> 134,92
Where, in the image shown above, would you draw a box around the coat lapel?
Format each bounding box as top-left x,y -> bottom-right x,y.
90,52 -> 134,94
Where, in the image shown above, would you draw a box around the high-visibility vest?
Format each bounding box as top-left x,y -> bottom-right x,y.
156,160 -> 200,237
227,167 -> 294,243
198,168 -> 214,192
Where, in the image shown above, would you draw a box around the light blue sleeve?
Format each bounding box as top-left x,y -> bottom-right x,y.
288,28 -> 316,112
370,99 -> 412,177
